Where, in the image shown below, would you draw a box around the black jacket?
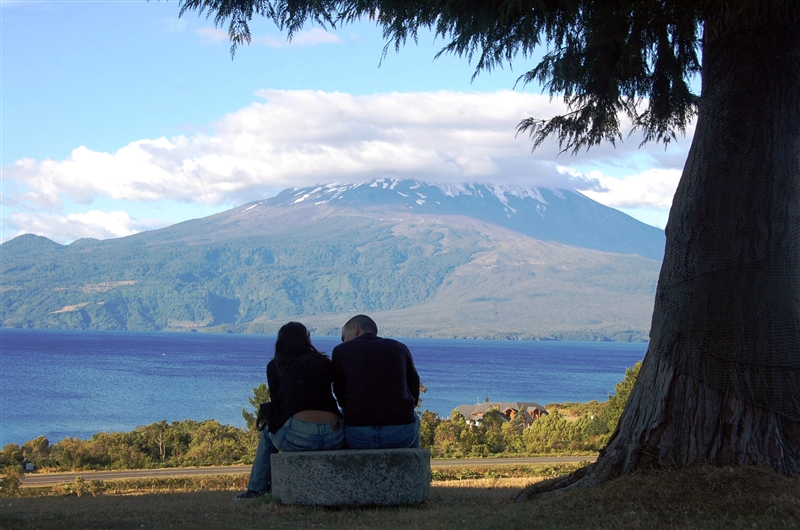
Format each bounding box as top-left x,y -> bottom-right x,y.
266,354 -> 340,434
331,333 -> 420,427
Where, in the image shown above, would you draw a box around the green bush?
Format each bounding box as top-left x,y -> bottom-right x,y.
0,467 -> 23,497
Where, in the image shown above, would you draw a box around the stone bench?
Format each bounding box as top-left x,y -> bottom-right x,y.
271,448 -> 431,506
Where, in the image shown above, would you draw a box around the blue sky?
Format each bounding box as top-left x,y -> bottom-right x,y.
2,0 -> 693,244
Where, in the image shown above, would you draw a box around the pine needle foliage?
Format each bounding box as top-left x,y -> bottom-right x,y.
177,0 -> 702,153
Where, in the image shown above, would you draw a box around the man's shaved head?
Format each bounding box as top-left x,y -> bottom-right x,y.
344,314 -> 378,335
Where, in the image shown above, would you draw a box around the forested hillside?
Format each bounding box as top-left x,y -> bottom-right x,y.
0,180 -> 662,340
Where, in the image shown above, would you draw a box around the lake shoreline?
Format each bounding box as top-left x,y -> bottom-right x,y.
1,329 -> 647,447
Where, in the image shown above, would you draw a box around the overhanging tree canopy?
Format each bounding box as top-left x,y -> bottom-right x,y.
177,0 -> 800,496
179,0 -> 702,152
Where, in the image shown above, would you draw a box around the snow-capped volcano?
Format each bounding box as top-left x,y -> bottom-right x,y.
2,178 -> 662,338
250,179 -> 664,260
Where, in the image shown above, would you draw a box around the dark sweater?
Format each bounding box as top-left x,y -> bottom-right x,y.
331,333 -> 420,427
266,354 -> 340,434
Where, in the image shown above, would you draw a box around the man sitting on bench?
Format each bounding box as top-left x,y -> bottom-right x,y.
332,314 -> 421,449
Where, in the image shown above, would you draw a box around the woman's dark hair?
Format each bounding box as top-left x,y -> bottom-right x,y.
274,321 -> 328,374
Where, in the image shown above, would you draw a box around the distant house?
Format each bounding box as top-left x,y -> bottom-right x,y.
452,400 -> 548,427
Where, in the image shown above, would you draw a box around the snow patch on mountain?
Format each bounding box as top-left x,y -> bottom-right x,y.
254,177 -> 664,260
280,178 -> 557,208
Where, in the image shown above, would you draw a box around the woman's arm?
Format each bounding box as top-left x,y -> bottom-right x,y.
267,360 -> 280,398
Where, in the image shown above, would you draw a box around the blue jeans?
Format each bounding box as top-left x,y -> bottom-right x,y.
247,417 -> 345,493
272,416 -> 345,452
344,415 -> 420,449
247,429 -> 278,493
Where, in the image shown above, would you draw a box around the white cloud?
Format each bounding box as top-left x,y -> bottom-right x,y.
3,89 -> 691,242
271,28 -> 343,47
571,167 -> 681,210
195,27 -> 228,43
4,90 -> 574,210
4,210 -> 168,245
557,167 -> 682,229
196,27 -> 343,47
165,18 -> 189,34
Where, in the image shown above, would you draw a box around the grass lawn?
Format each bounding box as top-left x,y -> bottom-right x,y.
1,465 -> 799,529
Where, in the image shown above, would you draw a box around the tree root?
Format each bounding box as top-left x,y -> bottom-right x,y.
514,463 -> 592,502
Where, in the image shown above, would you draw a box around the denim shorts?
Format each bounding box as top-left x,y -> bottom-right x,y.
271,416 -> 345,452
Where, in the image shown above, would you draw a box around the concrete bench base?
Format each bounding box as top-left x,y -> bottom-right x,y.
271,448 -> 430,506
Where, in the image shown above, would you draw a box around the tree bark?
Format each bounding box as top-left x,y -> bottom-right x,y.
519,1 -> 800,500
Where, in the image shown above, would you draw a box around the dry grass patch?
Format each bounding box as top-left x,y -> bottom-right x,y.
1,465 -> 798,530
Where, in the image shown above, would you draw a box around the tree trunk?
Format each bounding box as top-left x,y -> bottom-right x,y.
518,1 -> 800,500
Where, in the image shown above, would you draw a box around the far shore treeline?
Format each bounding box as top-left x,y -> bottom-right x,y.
0,364 -> 640,473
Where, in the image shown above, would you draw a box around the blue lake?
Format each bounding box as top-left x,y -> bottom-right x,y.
0,329 -> 647,447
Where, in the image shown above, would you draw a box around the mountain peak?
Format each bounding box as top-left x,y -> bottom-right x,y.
246,179 -> 664,261
270,179 -> 556,213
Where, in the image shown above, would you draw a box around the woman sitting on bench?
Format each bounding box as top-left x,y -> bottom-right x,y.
236,321 -> 344,500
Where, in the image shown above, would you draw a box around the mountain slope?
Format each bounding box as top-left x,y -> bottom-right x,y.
133,180 -> 665,261
0,179 -> 662,340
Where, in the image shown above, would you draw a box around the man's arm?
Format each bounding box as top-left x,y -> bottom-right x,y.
405,348 -> 421,406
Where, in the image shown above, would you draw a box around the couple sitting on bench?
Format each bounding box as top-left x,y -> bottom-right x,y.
235,314 -> 421,500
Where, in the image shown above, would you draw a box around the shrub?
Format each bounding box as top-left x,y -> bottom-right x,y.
0,466 -> 23,497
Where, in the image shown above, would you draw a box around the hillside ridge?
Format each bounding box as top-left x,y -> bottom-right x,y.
0,179 -> 661,340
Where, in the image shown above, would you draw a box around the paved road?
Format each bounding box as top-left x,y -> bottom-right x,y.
430,456 -> 594,467
21,456 -> 595,487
